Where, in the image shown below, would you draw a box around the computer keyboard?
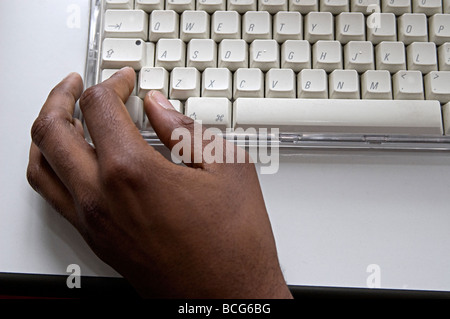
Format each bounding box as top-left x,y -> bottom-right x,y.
84,0 -> 450,151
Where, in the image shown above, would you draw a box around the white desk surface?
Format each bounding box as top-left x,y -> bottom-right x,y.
1,0 -> 450,292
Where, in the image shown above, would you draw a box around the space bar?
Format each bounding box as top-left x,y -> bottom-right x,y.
232,98 -> 444,135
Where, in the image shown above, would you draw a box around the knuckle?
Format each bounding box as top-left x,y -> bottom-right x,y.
30,113 -> 59,148
79,85 -> 114,112
101,154 -> 143,189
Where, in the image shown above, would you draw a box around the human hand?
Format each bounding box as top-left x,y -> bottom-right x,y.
26,67 -> 292,298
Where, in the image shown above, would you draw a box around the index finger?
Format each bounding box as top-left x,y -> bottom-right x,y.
79,67 -> 148,159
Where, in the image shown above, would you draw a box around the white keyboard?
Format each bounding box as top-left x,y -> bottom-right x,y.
84,0 -> 450,151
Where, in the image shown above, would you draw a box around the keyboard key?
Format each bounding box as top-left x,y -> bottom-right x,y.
233,98 -> 443,135
335,12 -> 365,44
265,68 -> 296,98
281,40 -> 311,72
124,96 -> 144,129
297,69 -> 328,99
392,70 -> 424,100
361,70 -> 392,99
407,42 -> 438,73
429,14 -> 450,45
155,38 -> 186,71
273,11 -> 302,43
105,0 -> 133,9
187,39 -> 217,71
242,11 -> 272,42
289,0 -> 318,14
344,41 -> 375,73
329,69 -> 360,99
439,43 -> 450,71
101,68 -> 138,95
442,102 -> 450,134
445,0 -> 450,12
249,40 -> 280,71
312,40 -> 343,72
169,67 -> 201,100
398,13 -> 428,44
185,97 -> 232,130
201,68 -> 233,99
304,12 -> 334,43
351,0 -> 380,14
381,0 -> 411,15
258,0 -> 288,14
227,0 -> 257,13
424,71 -> 450,103
104,10 -> 149,40
165,0 -> 195,12
218,39 -> 248,71
135,0 -> 164,11
211,11 -> 241,42
197,0 -> 226,13
138,66 -> 169,98
180,10 -> 210,42
375,41 -> 406,73
320,0 -> 349,14
366,13 -> 397,44
412,0 -> 442,15
101,38 -> 147,70
233,68 -> 264,98
149,10 -> 179,41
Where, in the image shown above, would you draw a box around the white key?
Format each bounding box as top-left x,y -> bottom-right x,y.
101,38 -> 146,70
135,0 -> 164,11
335,12 -> 365,44
211,11 -> 241,42
304,12 -> 334,43
328,69 -> 360,99
185,97 -> 232,130
105,0 -> 133,9
429,14 -> 450,46
361,70 -> 392,99
218,39 -> 248,71
442,102 -> 450,134
344,41 -> 375,73
312,40 -> 343,72
258,0 -> 288,14
250,40 -> 280,72
412,0 -> 442,15
381,0 -> 411,15
155,38 -> 186,71
149,10 -> 179,41
425,71 -> 450,103
104,10 -> 148,40
187,39 -> 217,71
233,98 -> 443,135
170,67 -> 201,100
165,0 -> 195,12
197,0 -> 226,13
297,69 -> 328,99
366,13 -> 397,44
398,13 -> 428,44
351,0 -> 380,14
138,67 -> 169,98
375,41 -> 406,73
439,43 -> 450,71
320,0 -> 349,14
281,40 -> 311,72
392,70 -> 424,100
289,0 -> 318,13
202,68 -> 233,99
265,68 -> 296,98
407,42 -> 438,73
233,68 -> 264,98
101,69 -> 138,95
125,96 -> 144,129
445,0 -> 450,12
180,10 -> 210,42
273,11 -> 302,43
242,11 -> 272,43
227,0 -> 257,13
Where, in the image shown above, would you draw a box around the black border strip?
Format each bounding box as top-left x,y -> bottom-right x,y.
1,272 -> 450,299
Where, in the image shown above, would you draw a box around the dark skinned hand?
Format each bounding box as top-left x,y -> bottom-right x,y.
26,67 -> 292,299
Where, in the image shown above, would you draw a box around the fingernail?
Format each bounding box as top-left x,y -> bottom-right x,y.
148,90 -> 174,110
